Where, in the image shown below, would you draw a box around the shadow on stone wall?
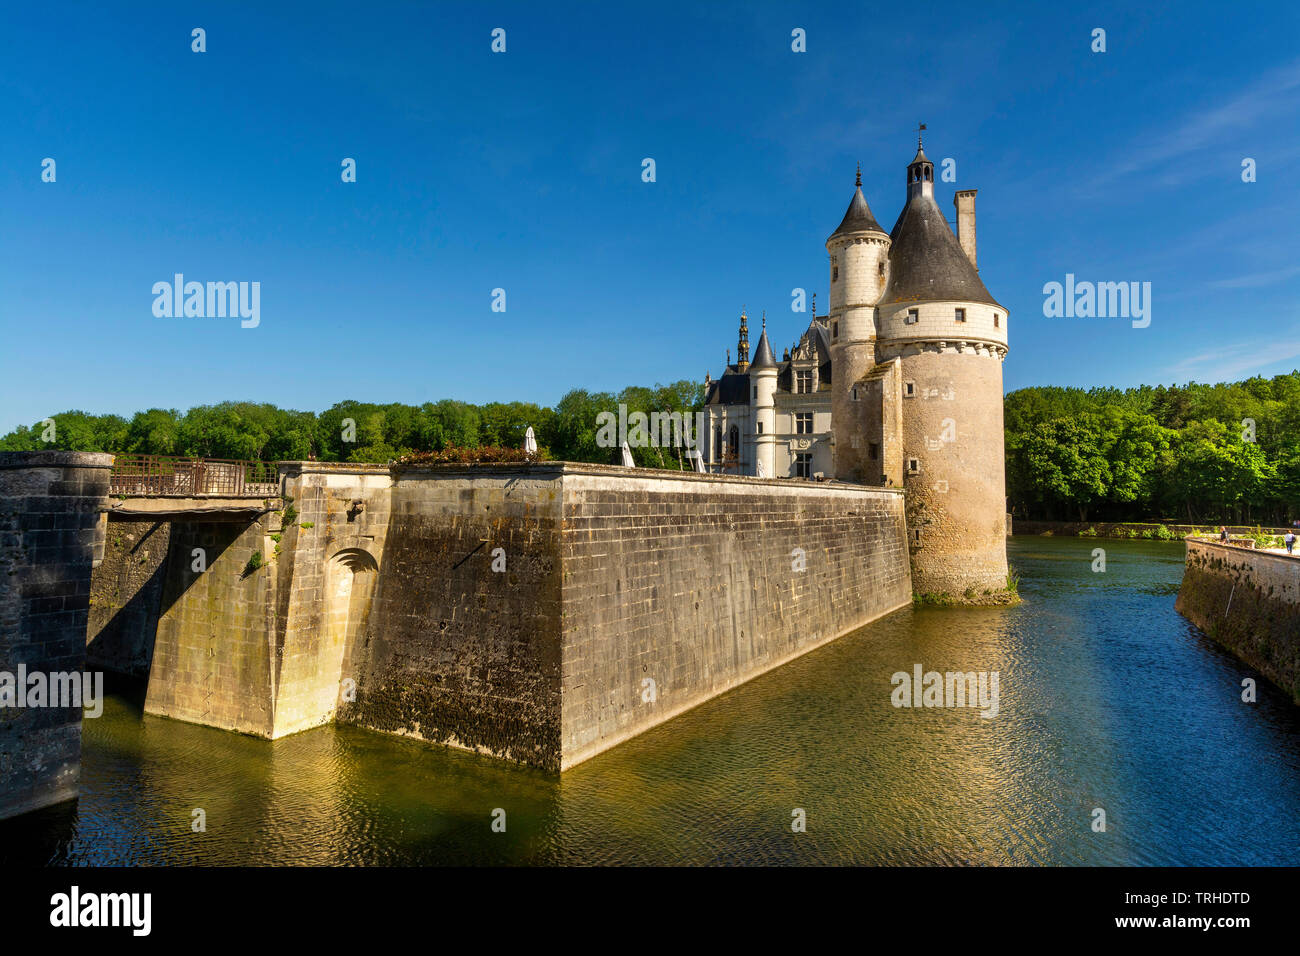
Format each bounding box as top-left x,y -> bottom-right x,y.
88,516 -> 249,678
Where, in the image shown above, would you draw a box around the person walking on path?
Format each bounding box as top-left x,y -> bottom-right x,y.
1220,526 -> 1229,543
1286,530 -> 1296,555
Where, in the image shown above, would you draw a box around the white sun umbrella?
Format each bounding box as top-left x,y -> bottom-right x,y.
524,426 -> 538,456
621,440 -> 636,468
756,459 -> 768,479
690,447 -> 706,473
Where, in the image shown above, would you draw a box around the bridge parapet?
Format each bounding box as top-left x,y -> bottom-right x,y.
109,455 -> 278,497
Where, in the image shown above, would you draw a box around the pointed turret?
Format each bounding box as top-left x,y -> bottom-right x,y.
830,163 -> 886,240
750,315 -> 777,369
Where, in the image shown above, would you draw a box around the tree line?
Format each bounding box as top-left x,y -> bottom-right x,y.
0,382 -> 706,470
1005,371 -> 1300,525
4,371 -> 1297,524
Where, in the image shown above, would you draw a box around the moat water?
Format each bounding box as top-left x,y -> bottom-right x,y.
6,537 -> 1299,866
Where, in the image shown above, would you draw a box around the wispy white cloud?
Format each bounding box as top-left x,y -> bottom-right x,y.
1208,265 -> 1300,289
1090,59 -> 1300,188
1169,336 -> 1300,379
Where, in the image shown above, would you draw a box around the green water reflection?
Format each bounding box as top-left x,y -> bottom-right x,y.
7,538 -> 1299,865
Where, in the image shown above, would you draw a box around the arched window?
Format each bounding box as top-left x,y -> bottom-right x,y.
728,426 -> 739,457
714,426 -> 722,461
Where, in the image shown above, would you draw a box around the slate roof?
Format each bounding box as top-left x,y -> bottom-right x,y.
750,328 -> 777,369
880,192 -> 1002,308
704,370 -> 751,406
830,186 -> 886,239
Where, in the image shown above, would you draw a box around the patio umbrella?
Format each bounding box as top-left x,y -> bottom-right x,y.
621,440 -> 636,467
524,426 -> 538,456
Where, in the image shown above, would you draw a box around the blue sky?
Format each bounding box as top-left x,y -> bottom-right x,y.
2,1 -> 1298,433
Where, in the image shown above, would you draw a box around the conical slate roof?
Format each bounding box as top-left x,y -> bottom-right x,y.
881,192 -> 1001,307
830,186 -> 886,239
750,327 -> 777,369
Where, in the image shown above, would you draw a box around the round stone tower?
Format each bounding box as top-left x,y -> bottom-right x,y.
828,163 -> 891,481
750,317 -> 779,478
875,138 -> 1010,597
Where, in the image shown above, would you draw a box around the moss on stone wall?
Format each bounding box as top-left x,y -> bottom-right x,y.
1176,545 -> 1300,702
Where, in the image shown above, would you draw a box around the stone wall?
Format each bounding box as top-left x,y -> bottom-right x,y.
87,518 -> 171,676
558,468 -> 911,768
141,464 -> 393,739
336,463 -> 910,771
338,466 -> 563,769
1176,538 -> 1300,701
271,464 -> 392,736
64,460 -> 913,775
0,452 -> 111,821
143,516 -> 279,734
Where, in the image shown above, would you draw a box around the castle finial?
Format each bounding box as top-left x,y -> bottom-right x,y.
811,292 -> 816,318
917,122 -> 927,149
737,308 -> 751,371
855,162 -> 861,188
761,310 -> 766,330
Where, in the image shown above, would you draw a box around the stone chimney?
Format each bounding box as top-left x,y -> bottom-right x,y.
954,190 -> 977,270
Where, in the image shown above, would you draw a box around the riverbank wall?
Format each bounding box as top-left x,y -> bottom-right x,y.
337,464 -> 912,770
87,461 -> 911,772
1176,538 -> 1300,702
0,452 -> 112,820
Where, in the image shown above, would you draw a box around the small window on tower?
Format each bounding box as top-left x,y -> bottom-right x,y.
994,313 -> 1000,328
955,308 -> 966,323
869,442 -> 879,460
907,458 -> 920,474
906,309 -> 919,325
879,260 -> 886,276
832,263 -> 839,282
832,321 -> 839,338
851,387 -> 859,402
904,381 -> 916,397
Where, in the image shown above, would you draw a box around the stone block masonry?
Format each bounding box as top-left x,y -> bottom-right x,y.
339,467 -> 563,768
336,464 -> 910,770
558,469 -> 912,768
0,452 -> 112,820
81,461 -> 911,776
141,463 -> 393,739
1177,538 -> 1300,701
87,518 -> 172,676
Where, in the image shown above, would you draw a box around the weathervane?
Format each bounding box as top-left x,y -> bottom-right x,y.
917,122 -> 927,148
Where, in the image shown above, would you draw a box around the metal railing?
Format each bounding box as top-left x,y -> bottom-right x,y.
109,456 -> 279,497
